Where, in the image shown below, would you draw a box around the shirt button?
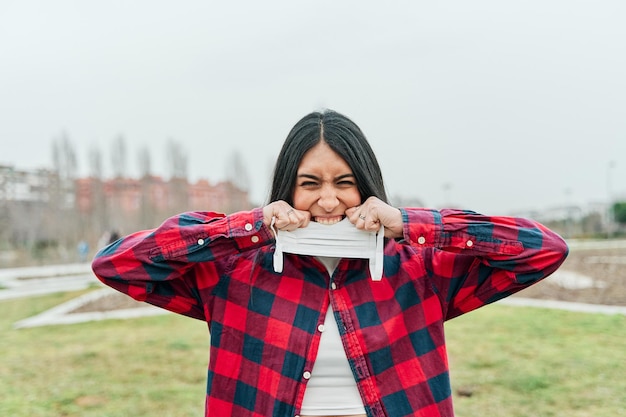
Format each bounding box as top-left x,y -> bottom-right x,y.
303,371 -> 311,380
251,235 -> 259,243
331,282 -> 337,290
466,239 -> 474,247
197,238 -> 205,245
317,324 -> 325,332
417,236 -> 426,245
244,223 -> 253,231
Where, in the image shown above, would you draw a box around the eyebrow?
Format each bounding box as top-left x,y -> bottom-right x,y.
297,173 -> 355,181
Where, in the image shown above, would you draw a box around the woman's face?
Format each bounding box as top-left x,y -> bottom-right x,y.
292,141 -> 361,225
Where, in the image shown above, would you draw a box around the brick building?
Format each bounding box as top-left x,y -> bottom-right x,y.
1,164 -> 251,254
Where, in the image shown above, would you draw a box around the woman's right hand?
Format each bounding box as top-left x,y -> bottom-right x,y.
262,201 -> 311,235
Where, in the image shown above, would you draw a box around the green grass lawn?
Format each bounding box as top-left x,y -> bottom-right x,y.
446,304 -> 626,417
1,290 -> 625,416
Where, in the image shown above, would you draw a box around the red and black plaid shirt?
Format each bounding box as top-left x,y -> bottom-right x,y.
92,207 -> 568,417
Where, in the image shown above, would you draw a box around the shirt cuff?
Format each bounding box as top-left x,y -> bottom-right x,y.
400,208 -> 441,247
228,207 -> 274,250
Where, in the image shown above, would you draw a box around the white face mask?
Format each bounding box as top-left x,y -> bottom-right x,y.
271,218 -> 384,281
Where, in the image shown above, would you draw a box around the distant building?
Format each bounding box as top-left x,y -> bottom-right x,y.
0,165 -> 71,245
0,164 -> 65,204
75,175 -> 252,235
1,164 -> 251,250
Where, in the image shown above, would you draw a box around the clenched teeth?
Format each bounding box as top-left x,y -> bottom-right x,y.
314,216 -> 343,225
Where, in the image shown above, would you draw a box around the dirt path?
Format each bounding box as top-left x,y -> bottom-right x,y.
516,246 -> 626,306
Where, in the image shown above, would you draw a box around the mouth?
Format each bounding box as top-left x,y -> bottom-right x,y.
313,215 -> 345,225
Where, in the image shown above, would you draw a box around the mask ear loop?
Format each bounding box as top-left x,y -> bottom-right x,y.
271,216 -> 284,273
270,216 -> 277,235
370,225 -> 384,281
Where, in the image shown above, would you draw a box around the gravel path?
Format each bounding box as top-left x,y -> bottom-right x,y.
514,245 -> 626,306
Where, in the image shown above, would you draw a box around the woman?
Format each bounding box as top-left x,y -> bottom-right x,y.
92,109 -> 568,417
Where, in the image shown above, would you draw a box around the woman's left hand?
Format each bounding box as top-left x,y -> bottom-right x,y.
345,197 -> 403,238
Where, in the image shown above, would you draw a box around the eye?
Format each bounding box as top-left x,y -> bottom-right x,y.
337,180 -> 356,187
299,181 -> 319,188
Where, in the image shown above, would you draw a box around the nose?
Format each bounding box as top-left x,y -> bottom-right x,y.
317,185 -> 339,212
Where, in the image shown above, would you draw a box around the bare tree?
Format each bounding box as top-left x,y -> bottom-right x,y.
226,150 -> 250,192
137,146 -> 159,228
0,167 -> 10,250
49,131 -> 79,257
138,146 -> 152,178
166,138 -> 188,214
111,134 -> 127,178
166,138 -> 188,180
86,145 -> 108,240
106,135 -> 131,241
88,145 -> 103,179
52,131 -> 78,182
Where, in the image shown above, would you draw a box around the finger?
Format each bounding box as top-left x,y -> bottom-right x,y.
345,205 -> 360,216
276,216 -> 295,231
364,217 -> 381,232
278,208 -> 311,231
263,201 -> 293,227
272,207 -> 292,229
357,206 -> 383,232
279,209 -> 296,229
344,206 -> 360,225
353,210 -> 368,229
297,210 -> 312,228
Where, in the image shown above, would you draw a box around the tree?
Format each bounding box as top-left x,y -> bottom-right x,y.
52,131 -> 78,183
138,146 -> 152,178
88,145 -> 103,179
166,138 -> 188,215
49,131 -> 79,253
226,150 -> 250,192
166,138 -> 188,180
111,134 -> 127,178
613,201 -> 626,225
0,166 -> 11,250
138,146 -> 158,229
86,145 -> 107,240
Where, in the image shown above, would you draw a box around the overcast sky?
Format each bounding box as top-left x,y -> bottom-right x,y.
1,0 -> 625,214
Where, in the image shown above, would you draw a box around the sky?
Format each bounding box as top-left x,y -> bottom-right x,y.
1,0 -> 625,215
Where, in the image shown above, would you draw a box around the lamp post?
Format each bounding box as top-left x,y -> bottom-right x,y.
564,187 -> 572,238
607,161 -> 616,238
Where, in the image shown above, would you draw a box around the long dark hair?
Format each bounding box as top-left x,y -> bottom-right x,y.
268,109 -> 388,205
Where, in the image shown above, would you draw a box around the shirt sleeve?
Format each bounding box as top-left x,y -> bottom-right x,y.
91,207 -> 273,320
400,208 -> 569,320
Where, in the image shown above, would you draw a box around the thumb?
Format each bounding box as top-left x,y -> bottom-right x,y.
345,206 -> 359,217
